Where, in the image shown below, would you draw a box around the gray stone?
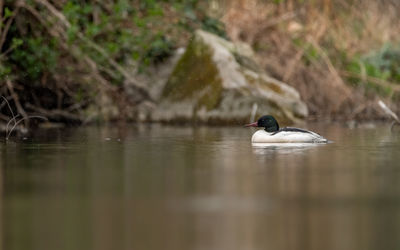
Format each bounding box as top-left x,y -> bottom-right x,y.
152,29 -> 308,124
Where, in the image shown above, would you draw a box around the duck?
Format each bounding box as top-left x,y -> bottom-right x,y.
245,115 -> 328,143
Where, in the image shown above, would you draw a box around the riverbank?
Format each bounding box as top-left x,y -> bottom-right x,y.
1,0 -> 400,131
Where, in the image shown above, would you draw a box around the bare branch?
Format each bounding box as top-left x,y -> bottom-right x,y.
6,115 -> 48,140
6,80 -> 28,126
378,100 -> 400,123
6,114 -> 20,136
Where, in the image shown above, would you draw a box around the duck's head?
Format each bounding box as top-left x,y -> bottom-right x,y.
245,115 -> 280,132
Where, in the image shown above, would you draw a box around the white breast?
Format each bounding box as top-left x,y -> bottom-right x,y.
251,129 -> 327,143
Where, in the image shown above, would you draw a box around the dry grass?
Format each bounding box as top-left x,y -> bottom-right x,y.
220,0 -> 400,120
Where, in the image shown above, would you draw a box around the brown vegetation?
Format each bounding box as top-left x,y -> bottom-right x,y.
220,0 -> 400,120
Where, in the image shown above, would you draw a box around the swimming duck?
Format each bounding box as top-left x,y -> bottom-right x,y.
245,115 -> 328,143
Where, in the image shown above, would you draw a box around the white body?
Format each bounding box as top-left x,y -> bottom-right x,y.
251,129 -> 328,143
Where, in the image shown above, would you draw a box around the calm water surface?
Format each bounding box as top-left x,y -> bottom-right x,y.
1,124 -> 400,250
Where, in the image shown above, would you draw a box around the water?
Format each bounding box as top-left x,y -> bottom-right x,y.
1,123 -> 400,250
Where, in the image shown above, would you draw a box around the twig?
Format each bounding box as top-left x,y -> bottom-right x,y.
6,115 -> 48,140
1,95 -> 18,136
1,96 -> 49,140
6,114 -> 20,136
6,79 -> 28,126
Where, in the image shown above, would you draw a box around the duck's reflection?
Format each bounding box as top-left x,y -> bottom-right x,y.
251,143 -> 323,155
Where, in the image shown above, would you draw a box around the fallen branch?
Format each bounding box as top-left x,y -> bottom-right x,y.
378,100 -> 400,132
6,115 -> 48,140
378,100 -> 400,122
25,103 -> 83,121
1,95 -> 48,140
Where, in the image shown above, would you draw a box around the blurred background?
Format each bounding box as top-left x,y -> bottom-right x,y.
2,1 -> 400,250
1,0 -> 400,128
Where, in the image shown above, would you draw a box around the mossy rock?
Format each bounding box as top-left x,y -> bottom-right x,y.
153,30 -> 308,124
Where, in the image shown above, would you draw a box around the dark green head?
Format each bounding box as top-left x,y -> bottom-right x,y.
244,115 -> 280,132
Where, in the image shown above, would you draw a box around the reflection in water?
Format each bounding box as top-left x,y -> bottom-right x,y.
252,142 -> 321,155
1,124 -> 400,250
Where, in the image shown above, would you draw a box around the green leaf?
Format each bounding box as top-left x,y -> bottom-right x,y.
67,25 -> 78,43
134,16 -> 146,27
11,38 -> 23,48
86,23 -> 100,37
4,7 -> 13,19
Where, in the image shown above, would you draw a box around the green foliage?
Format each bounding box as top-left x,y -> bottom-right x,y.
56,0 -> 225,75
292,36 -> 400,97
0,62 -> 12,79
0,38 -> 23,80
10,37 -> 58,81
1,0 -> 229,106
201,16 -> 228,39
362,44 -> 400,83
142,34 -> 174,65
11,38 -> 23,48
4,7 -> 13,19
345,43 -> 400,97
63,1 -> 93,27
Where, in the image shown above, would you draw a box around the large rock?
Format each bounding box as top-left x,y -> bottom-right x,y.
152,30 -> 308,124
